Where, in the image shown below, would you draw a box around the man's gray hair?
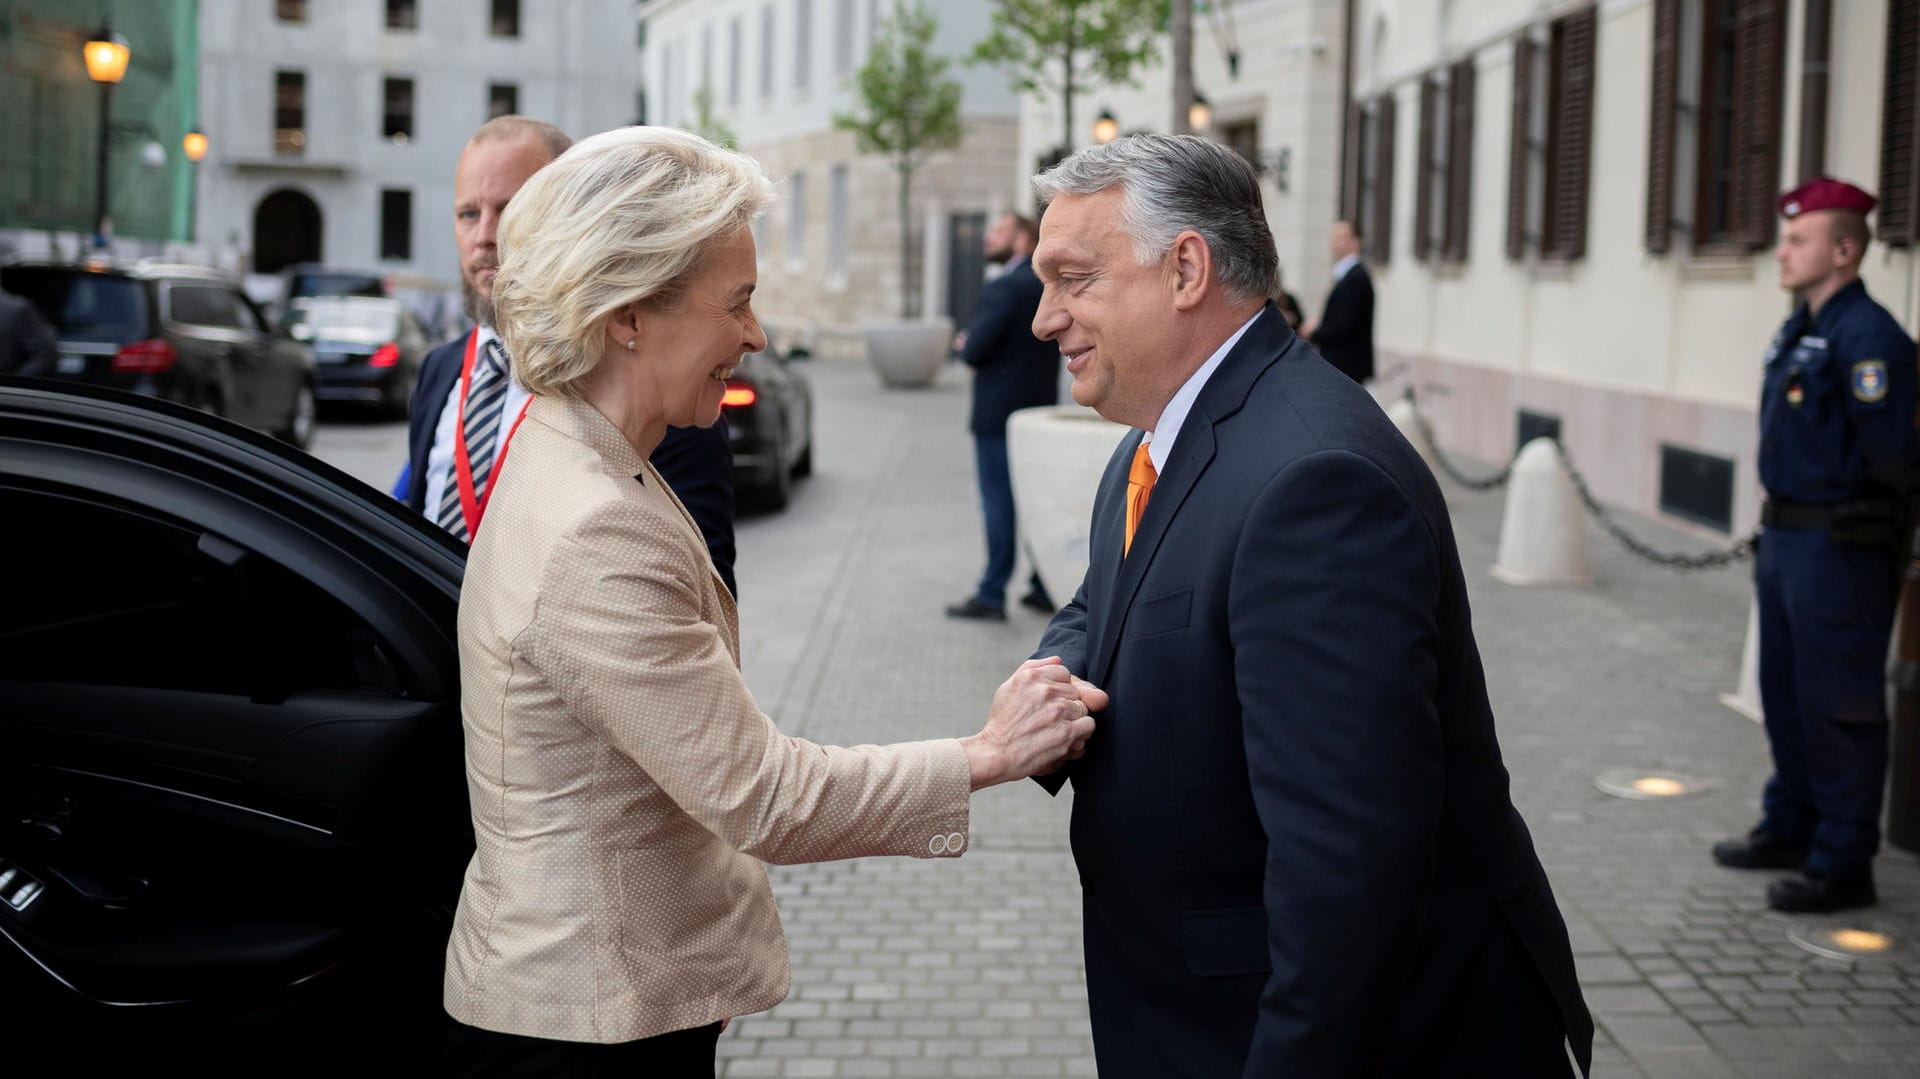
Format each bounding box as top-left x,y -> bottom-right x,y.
1033,133 -> 1278,304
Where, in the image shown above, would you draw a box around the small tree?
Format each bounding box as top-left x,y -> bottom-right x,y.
970,0 -> 1169,161
687,85 -> 739,150
834,0 -> 963,320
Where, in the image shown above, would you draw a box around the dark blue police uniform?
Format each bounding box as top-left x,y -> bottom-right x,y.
1753,274 -> 1915,890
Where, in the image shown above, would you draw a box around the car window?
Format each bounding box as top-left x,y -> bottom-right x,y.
0,490 -> 404,696
293,296 -> 403,347
168,284 -> 248,330
0,267 -> 147,342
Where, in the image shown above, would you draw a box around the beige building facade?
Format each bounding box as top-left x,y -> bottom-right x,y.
1350,0 -> 1920,536
639,0 -> 1024,357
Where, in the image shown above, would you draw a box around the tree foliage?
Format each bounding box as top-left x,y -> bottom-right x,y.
969,0 -> 1169,105
833,0 -> 964,177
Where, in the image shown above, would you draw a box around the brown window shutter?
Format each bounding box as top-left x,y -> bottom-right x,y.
1445,59 -> 1476,262
1372,94 -> 1397,265
1726,0 -> 1786,249
1415,77 -> 1438,261
1880,0 -> 1920,245
1508,36 -> 1537,260
1342,101 -> 1366,223
1645,0 -> 1679,253
1545,7 -> 1597,259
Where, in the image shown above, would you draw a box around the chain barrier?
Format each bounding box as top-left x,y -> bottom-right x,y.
1400,389 -> 1759,572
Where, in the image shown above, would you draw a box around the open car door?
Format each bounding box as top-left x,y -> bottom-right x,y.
0,379 -> 468,1073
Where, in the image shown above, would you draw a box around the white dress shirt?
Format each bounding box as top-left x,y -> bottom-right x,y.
422,325 -> 534,518
1331,253 -> 1361,284
1142,308 -> 1266,474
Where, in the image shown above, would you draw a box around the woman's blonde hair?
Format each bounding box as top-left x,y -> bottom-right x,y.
492,126 -> 774,398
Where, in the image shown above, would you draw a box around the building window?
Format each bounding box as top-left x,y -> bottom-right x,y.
787,172 -> 807,269
1414,77 -> 1446,261
1798,0 -> 1830,182
702,23 -> 715,102
760,4 -> 776,98
489,83 -> 518,119
728,17 -> 743,107
385,0 -> 417,31
634,89 -> 648,126
274,71 -> 307,155
1509,7 -> 1598,261
827,165 -> 850,284
381,189 -> 412,261
1645,0 -> 1785,254
834,0 -> 856,77
1347,95 -> 1396,266
1878,0 -> 1919,245
491,0 -> 520,38
383,77 -> 415,143
795,0 -> 813,91
1220,120 -> 1259,167
277,0 -> 307,22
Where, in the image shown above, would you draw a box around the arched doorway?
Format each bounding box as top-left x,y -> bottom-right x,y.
252,189 -> 323,273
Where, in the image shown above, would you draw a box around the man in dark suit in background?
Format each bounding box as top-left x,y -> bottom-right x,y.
946,211 -> 1059,621
402,116 -> 738,594
1305,218 -> 1375,383
1024,134 -> 1591,1076
0,285 -> 59,376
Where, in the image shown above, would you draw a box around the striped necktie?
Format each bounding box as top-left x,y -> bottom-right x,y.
436,337 -> 511,542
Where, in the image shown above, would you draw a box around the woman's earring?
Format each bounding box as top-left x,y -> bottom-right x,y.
626,339 -> 637,350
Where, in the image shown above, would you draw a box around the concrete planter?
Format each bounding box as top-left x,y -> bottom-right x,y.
1008,405 -> 1130,603
863,319 -> 953,388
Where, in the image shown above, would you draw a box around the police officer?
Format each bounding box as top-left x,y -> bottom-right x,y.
1712,178 -> 1918,913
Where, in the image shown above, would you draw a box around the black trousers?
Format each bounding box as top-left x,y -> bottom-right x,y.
444,1014 -> 723,1077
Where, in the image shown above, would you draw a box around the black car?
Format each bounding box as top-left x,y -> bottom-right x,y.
288,295 -> 430,415
273,263 -> 388,332
0,260 -> 318,449
0,379 -> 467,1073
724,345 -> 813,509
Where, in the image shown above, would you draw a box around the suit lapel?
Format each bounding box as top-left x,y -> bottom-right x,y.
1084,305 -> 1294,686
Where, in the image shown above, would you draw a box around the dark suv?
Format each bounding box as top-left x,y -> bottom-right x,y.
0,260 -> 317,448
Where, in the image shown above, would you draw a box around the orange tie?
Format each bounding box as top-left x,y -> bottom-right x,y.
1124,442 -> 1157,556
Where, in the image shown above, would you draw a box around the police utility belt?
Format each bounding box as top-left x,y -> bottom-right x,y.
1761,497 -> 1904,546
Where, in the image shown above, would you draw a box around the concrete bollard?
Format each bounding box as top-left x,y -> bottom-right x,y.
1385,397 -> 1437,472
1490,438 -> 1591,586
1719,599 -> 1763,723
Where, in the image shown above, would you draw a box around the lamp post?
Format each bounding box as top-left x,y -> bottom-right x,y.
1188,91 -> 1212,133
183,128 -> 209,246
84,24 -> 131,249
1092,109 -> 1119,145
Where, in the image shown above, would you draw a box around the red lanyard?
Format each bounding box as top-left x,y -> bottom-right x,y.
452,329 -> 532,537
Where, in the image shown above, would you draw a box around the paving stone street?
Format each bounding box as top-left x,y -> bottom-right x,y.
312,352 -> 1920,1077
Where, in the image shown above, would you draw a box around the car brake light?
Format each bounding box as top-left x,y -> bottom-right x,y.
722,381 -> 757,408
369,342 -> 401,368
111,338 -> 178,373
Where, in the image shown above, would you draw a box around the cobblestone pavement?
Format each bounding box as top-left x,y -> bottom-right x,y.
313,355 -> 1920,1077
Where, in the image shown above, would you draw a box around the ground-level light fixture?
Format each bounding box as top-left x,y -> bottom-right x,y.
1788,921 -> 1902,961
1593,768 -> 1713,800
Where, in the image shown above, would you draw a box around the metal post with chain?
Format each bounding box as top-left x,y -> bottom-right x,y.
1400,389 -> 1759,571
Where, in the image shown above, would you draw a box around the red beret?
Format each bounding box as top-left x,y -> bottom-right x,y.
1779,177 -> 1877,219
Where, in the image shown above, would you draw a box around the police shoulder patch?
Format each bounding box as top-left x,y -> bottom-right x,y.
1852,360 -> 1889,404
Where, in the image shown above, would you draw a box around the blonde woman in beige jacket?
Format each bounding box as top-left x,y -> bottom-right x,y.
441,126 -> 1103,1075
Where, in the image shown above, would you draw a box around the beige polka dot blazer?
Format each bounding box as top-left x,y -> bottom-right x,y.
444,395 -> 972,1044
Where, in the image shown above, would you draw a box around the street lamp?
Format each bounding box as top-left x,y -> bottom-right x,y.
183,128 -> 209,163
1188,91 -> 1212,133
84,24 -> 131,248
183,129 -> 209,245
1092,109 -> 1119,144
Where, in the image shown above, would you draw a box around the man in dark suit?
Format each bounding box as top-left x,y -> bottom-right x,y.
1024,134 -> 1591,1076
1305,219 -> 1375,383
403,116 -> 737,593
946,212 -> 1059,621
0,285 -> 59,376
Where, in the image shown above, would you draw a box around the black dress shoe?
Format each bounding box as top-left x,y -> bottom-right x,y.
1018,591 -> 1055,614
1766,873 -> 1876,914
1712,833 -> 1809,870
945,598 -> 1007,621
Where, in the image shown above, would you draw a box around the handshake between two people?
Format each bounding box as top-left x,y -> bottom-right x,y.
960,657 -> 1107,791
